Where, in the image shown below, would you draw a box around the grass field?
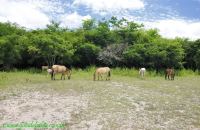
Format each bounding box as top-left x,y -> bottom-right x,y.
0,69 -> 200,130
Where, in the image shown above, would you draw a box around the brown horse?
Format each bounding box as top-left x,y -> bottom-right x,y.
93,67 -> 111,81
165,68 -> 175,80
51,65 -> 71,80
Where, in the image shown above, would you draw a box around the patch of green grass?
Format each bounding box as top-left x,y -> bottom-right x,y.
0,67 -> 199,90
177,69 -> 199,76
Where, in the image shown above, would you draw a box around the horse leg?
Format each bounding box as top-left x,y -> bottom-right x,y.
171,75 -> 174,80
99,74 -> 101,80
108,71 -> 111,80
100,74 -> 103,80
51,73 -> 53,80
54,73 -> 56,80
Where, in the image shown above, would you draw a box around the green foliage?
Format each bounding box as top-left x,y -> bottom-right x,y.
0,35 -> 21,69
0,22 -> 25,36
123,38 -> 184,70
82,19 -> 96,30
74,43 -> 101,67
0,17 -> 199,72
178,69 -> 199,76
183,39 -> 200,71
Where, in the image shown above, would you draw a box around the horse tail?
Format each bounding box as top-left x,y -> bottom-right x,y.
108,70 -> 111,77
51,69 -> 54,80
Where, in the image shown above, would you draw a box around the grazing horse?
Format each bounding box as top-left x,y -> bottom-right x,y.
51,65 -> 71,80
93,67 -> 111,81
42,66 -> 49,70
46,69 -> 52,77
165,68 -> 175,80
139,68 -> 146,78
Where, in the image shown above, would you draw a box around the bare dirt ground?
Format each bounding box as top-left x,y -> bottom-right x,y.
0,76 -> 200,130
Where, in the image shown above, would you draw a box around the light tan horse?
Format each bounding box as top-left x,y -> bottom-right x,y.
93,67 -> 111,81
42,66 -> 49,70
51,65 -> 71,80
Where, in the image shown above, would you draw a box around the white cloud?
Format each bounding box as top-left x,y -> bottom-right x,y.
143,19 -> 200,40
0,0 -> 65,29
25,0 -> 65,14
72,0 -> 144,15
60,12 -> 91,28
123,14 -> 200,40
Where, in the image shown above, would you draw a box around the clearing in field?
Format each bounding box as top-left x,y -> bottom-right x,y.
0,71 -> 200,130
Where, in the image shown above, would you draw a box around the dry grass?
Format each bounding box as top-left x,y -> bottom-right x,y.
0,71 -> 200,129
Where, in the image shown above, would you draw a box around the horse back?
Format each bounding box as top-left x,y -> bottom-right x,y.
52,65 -> 67,73
166,68 -> 175,77
42,66 -> 48,70
166,69 -> 171,74
96,67 -> 110,74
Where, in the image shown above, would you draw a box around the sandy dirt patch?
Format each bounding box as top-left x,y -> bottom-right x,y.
0,90 -> 89,129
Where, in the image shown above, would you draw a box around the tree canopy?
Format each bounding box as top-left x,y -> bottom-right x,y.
0,18 -> 200,71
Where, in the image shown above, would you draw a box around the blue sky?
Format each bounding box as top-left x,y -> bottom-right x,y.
0,0 -> 200,40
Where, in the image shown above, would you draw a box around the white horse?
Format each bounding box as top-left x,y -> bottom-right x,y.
42,66 -> 49,70
139,68 -> 146,78
46,69 -> 52,77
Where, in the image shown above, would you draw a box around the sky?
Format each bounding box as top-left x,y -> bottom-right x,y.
0,0 -> 200,40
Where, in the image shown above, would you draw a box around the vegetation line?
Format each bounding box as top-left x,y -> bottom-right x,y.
0,17 -> 200,72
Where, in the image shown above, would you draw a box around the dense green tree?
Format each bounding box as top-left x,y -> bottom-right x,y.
74,43 -> 101,67
183,39 -> 200,71
82,19 -> 96,30
123,38 -> 184,69
0,35 -> 21,69
0,17 -> 198,71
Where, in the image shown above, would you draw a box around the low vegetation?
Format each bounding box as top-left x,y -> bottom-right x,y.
0,70 -> 200,129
